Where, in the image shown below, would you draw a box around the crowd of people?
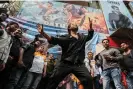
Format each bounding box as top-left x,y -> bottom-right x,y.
0,8 -> 133,89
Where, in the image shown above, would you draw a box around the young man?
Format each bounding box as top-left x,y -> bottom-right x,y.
0,22 -> 22,89
84,52 -> 102,89
5,35 -> 42,89
37,18 -> 94,89
97,39 -> 123,89
120,42 -> 133,89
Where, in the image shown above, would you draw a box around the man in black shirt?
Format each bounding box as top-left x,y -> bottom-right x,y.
120,42 -> 133,89
37,18 -> 94,89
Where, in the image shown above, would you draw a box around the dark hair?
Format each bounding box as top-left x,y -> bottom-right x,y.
102,39 -> 109,43
6,21 -> 19,28
87,51 -> 93,55
111,5 -> 119,10
47,2 -> 53,6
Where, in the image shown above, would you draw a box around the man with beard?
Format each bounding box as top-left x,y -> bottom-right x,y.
37,17 -> 94,89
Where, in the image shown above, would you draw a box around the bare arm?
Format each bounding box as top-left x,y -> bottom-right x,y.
86,18 -> 94,41
37,24 -> 51,41
18,48 -> 24,62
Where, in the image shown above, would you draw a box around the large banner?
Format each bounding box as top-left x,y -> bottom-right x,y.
100,0 -> 133,34
17,1 -> 108,34
129,1 -> 133,12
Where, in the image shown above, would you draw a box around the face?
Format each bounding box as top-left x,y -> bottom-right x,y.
0,13 -> 8,22
12,28 -> 22,38
113,7 -> 120,14
121,43 -> 129,50
48,54 -> 54,60
34,41 -> 41,47
68,22 -> 78,34
66,4 -> 73,11
47,3 -> 52,9
102,40 -> 109,48
88,52 -> 93,59
38,45 -> 45,53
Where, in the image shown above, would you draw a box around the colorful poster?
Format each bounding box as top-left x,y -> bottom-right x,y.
100,0 -> 133,34
17,1 -> 108,34
129,1 -> 133,12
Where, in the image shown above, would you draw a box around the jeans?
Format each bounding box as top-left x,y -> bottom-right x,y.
5,67 -> 27,89
93,75 -> 102,89
126,71 -> 133,89
46,61 -> 93,89
102,68 -> 123,89
21,72 -> 42,89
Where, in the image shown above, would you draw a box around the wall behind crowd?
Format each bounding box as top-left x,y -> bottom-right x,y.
2,0 -> 133,58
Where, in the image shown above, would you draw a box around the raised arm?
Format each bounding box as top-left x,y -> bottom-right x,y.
37,24 -> 52,41
86,18 -> 94,41
37,24 -> 69,46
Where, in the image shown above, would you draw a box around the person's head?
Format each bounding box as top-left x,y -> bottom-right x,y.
120,42 -> 129,50
0,8 -> 8,22
38,43 -> 48,53
47,2 -> 53,9
34,40 -> 41,47
87,52 -> 93,60
64,4 -> 73,11
79,6 -> 87,15
102,39 -> 110,49
6,22 -> 22,37
48,54 -> 54,60
68,22 -> 78,35
111,5 -> 120,14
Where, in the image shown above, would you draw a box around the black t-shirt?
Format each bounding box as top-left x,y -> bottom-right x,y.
10,36 -> 23,61
22,44 -> 35,68
120,49 -> 133,71
49,30 -> 94,64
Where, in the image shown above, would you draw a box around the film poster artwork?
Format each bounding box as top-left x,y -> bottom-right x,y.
17,1 -> 108,34
100,0 -> 133,34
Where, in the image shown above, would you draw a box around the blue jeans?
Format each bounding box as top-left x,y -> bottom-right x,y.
5,67 -> 27,89
21,72 -> 42,89
126,71 -> 133,89
102,68 -> 123,89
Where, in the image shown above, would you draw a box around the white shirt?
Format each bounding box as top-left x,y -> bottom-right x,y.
29,54 -> 47,74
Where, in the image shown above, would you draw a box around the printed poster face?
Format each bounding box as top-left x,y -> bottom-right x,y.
17,1 -> 108,34
100,0 -> 133,34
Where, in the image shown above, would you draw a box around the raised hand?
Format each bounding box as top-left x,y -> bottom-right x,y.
88,17 -> 92,29
37,24 -> 44,34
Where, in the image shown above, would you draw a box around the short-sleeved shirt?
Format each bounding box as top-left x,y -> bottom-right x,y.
29,52 -> 47,74
22,44 -> 35,68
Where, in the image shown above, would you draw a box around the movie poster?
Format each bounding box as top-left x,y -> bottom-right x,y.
100,0 -> 133,34
129,1 -> 133,12
17,1 -> 108,34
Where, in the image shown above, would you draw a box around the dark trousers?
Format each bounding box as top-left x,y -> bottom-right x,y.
46,61 -> 93,89
5,66 -> 28,89
93,75 -> 102,89
37,73 -> 51,89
